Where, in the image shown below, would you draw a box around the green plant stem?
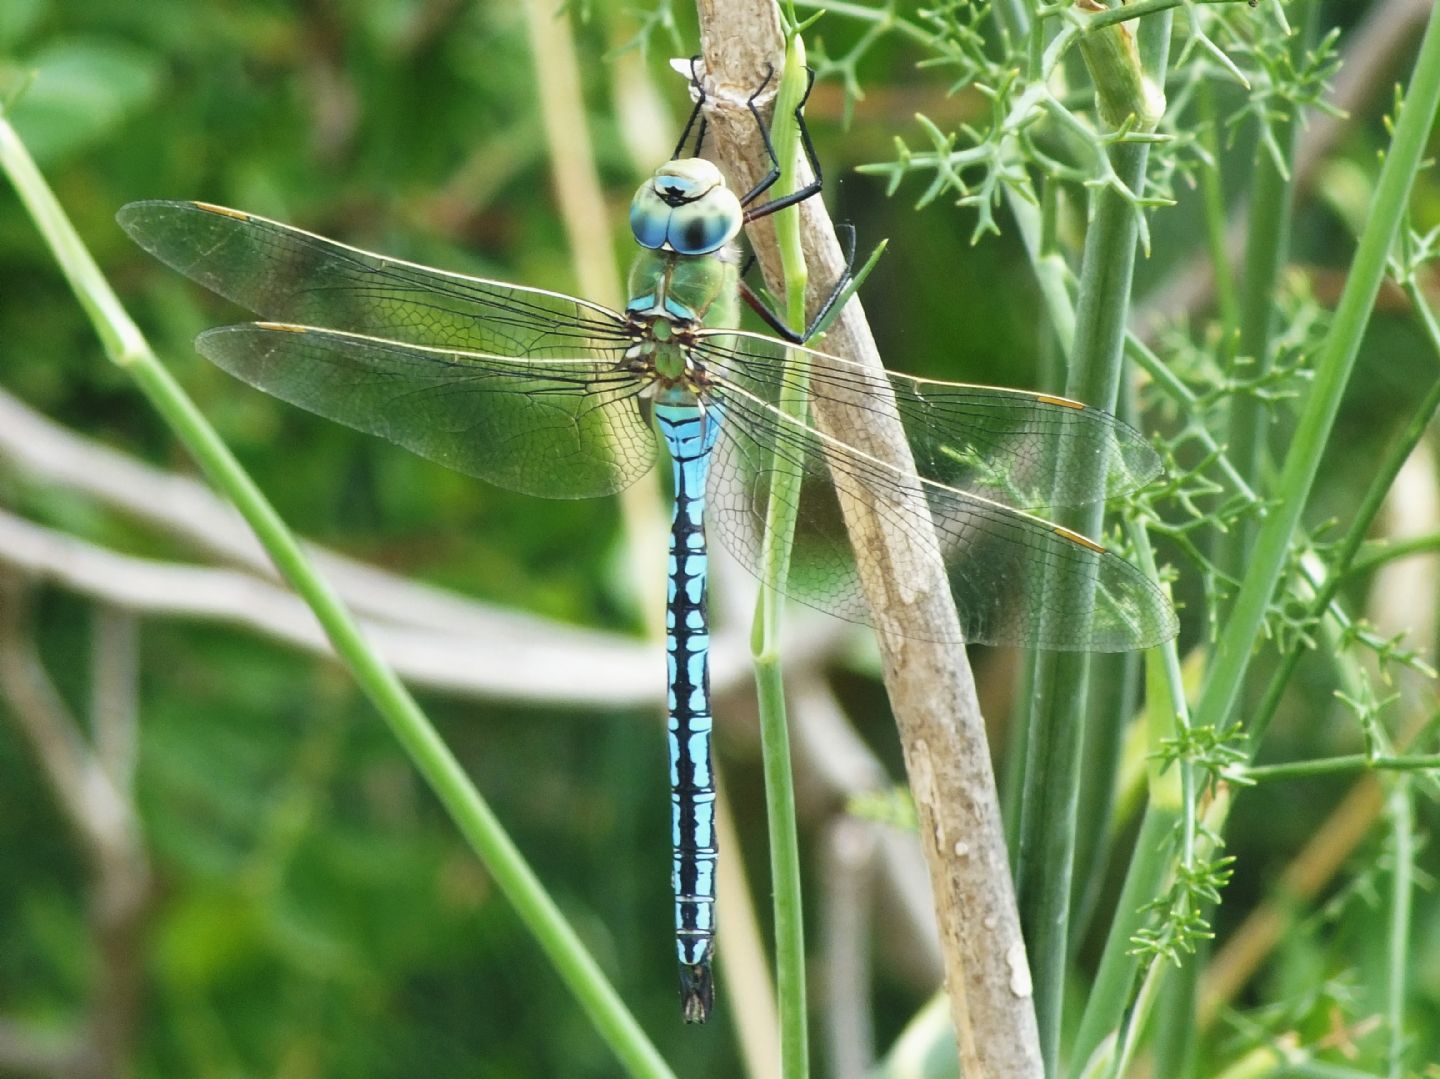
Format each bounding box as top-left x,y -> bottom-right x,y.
748,26 -> 812,1079
1068,805 -> 1178,1073
1083,0 -> 1250,30
1069,385 -> 1151,950
1192,0 -> 1440,739
1029,15 -> 1178,1067
1068,648 -> 1139,945
1243,754 -> 1440,781
789,0 -> 933,46
1077,524 -> 1196,1079
1385,781 -> 1414,1079
0,114 -> 674,1079
1347,534 -> 1440,576
992,0 -> 1033,41
1016,130 -> 1154,1071
1149,955 -> 1201,1079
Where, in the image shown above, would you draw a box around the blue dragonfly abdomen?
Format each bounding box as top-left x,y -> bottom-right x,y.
653,401 -> 724,1024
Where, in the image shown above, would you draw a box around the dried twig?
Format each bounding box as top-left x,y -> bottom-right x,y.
692,3 -> 1042,1073
0,576 -> 151,1079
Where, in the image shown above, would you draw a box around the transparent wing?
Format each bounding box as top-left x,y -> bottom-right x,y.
117,200 -> 633,359
196,324 -> 656,498
707,375 -> 1177,651
695,329 -> 1161,513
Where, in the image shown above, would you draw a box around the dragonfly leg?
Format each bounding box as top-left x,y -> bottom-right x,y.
739,64 -> 824,222
673,55 -> 709,160
738,220 -> 857,344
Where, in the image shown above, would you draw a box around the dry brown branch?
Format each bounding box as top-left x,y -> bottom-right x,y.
0,577 -> 151,1079
787,674 -> 942,986
0,508 -> 677,707
0,385 -> 627,641
0,1017 -> 85,1075
822,816 -> 878,1079
0,388 -> 856,712
691,3 -> 1041,1073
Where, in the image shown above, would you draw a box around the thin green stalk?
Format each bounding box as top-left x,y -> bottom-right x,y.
1070,522 -> 1196,1079
1017,130 -> 1157,1075
992,0 -> 1034,42
1083,0 -> 1250,30
1070,377 -> 1152,949
1243,754 -> 1440,781
0,114 -> 674,1079
1069,649 -> 1140,945
1007,13 -> 1175,1066
1076,717 -> 1219,1079
1191,1 -> 1440,739
748,24 -> 813,1078
1347,533 -> 1440,577
1147,941 -> 1201,1079
1385,781 -> 1415,1079
789,0 -> 933,47
1069,805 -> 1179,1073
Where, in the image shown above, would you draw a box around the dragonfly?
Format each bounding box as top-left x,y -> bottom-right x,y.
118,70 -> 1176,1025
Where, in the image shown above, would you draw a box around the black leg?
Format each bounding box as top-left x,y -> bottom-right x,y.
740,66 -> 826,224
738,280 -> 803,343
736,64 -> 780,206
672,55 -> 707,160
738,222 -> 858,344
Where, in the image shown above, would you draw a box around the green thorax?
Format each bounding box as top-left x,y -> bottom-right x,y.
625,248 -> 740,397
626,246 -> 740,334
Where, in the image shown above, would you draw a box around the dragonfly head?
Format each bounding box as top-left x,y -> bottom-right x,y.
631,158 -> 742,256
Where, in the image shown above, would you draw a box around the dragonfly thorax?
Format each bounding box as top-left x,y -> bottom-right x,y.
630,158 -> 743,256
622,316 -> 710,401
625,230 -> 740,333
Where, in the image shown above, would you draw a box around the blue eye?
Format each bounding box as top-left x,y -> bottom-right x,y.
669,210 -> 730,256
630,188 -> 670,250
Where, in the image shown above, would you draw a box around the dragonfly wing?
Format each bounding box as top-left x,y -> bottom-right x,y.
118,201 -> 633,359
707,376 -> 1177,651
695,329 -> 1162,513
197,324 -> 656,498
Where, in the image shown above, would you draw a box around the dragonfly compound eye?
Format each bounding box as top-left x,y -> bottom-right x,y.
666,198 -> 741,255
630,158 -> 742,255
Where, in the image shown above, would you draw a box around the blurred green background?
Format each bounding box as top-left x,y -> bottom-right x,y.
3,0 -> 1439,1076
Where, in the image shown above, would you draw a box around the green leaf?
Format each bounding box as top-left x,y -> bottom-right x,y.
0,0 -> 46,50
9,38 -> 162,163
